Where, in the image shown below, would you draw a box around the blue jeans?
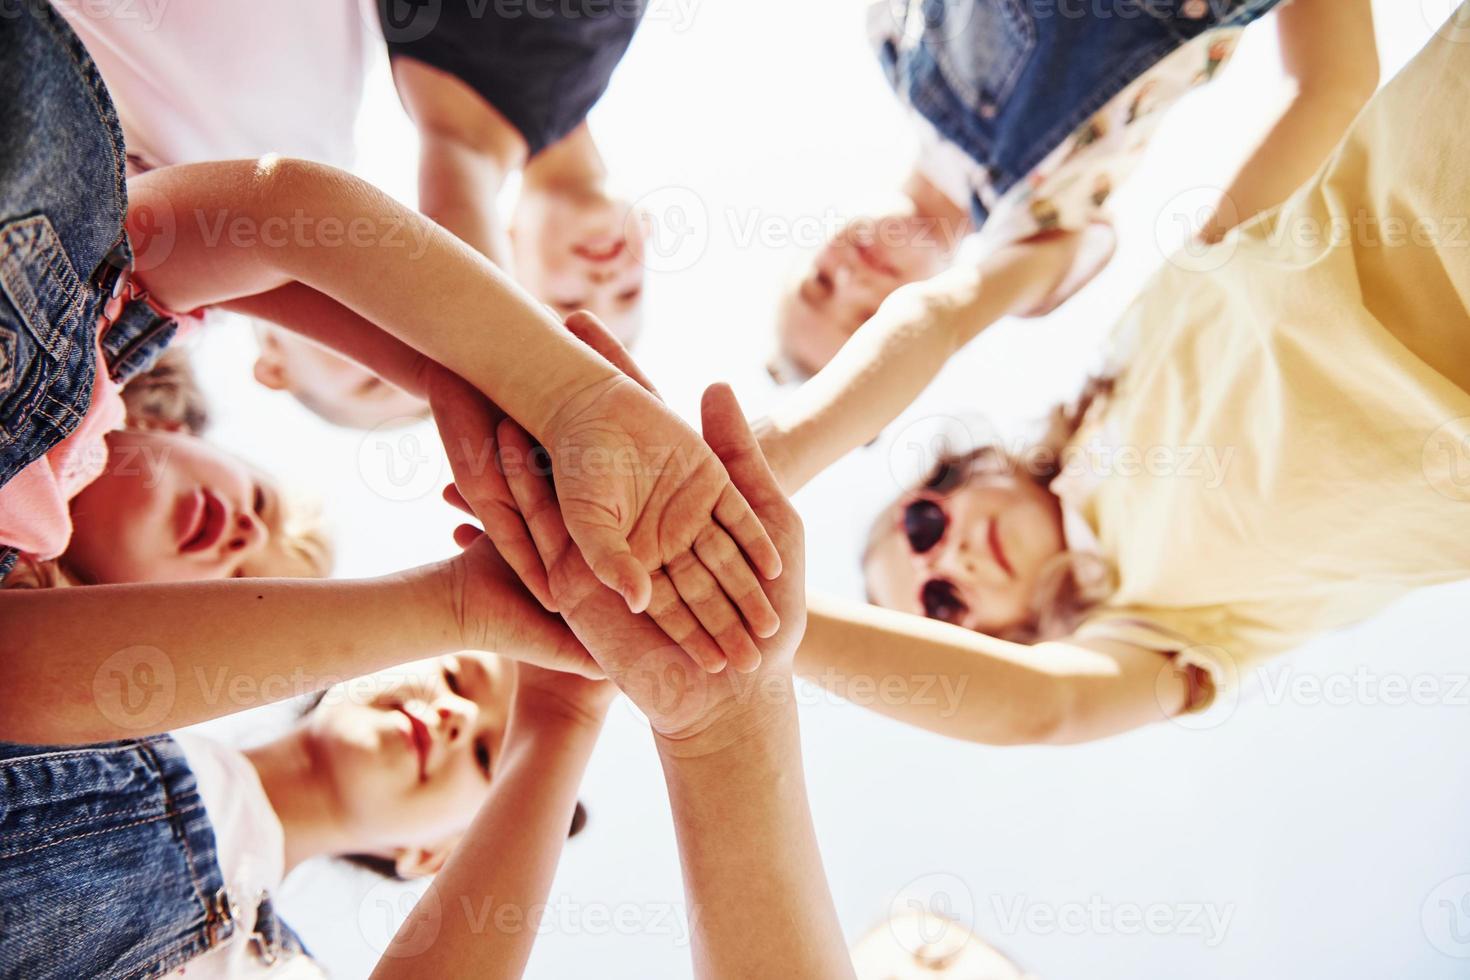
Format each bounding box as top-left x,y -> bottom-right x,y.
0,737 -> 306,979
0,0 -> 177,575
875,0 -> 1282,225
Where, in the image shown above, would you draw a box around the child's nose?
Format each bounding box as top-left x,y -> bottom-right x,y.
437,698 -> 478,745
227,511 -> 267,557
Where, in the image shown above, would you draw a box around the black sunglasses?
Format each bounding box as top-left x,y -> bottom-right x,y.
903,499 -> 971,625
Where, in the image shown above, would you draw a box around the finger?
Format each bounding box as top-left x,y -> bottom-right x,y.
702,383 -> 786,579
565,311 -> 660,397
701,383 -> 787,515
665,551 -> 763,673
549,481 -> 655,613
444,483 -> 473,516
497,420 -> 575,561
693,525 -> 780,638
453,523 -> 482,550
644,569 -> 727,673
432,382 -> 556,611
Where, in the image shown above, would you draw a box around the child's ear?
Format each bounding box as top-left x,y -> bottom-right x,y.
253,355 -> 289,391
392,841 -> 456,879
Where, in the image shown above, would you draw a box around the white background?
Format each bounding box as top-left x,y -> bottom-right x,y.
186,2 -> 1470,976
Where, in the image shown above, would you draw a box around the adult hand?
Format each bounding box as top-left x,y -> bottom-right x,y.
496,383 -> 806,745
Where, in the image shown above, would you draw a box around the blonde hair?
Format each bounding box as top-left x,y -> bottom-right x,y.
273,492 -> 335,580
867,377 -> 1119,643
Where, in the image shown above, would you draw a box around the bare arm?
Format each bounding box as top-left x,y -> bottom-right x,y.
0,542 -> 594,745
656,697 -> 854,980
797,593 -> 1189,746
763,233 -> 1084,491
390,56 -> 528,266
1200,0 -> 1378,242
373,670 -> 611,980
223,283 -> 432,397
126,158 -> 616,439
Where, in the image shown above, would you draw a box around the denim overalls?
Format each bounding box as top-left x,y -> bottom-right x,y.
0,737 -> 306,978
0,0 -> 178,575
874,0 -> 1283,226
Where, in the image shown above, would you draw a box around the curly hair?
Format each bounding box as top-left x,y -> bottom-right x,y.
866,376 -> 1119,643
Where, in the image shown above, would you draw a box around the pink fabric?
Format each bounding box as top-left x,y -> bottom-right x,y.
0,330 -> 126,560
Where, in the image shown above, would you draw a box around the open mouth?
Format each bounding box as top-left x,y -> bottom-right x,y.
987,518 -> 1015,579
397,706 -> 432,783
573,237 -> 626,263
179,488 -> 229,555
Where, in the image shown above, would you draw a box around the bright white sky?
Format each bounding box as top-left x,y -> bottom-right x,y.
189,2 -> 1470,976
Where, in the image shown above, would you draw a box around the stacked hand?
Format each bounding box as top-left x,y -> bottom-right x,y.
432,312 -> 786,675
449,381 -> 805,743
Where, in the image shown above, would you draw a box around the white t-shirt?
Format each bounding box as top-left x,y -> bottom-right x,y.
173,733 -> 326,979
55,0 -> 375,171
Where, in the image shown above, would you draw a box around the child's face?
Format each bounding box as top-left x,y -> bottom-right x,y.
307,653 -> 511,874
512,189 -> 647,348
774,214 -> 950,379
65,428 -> 322,584
864,467 -> 1066,636
254,326 -> 428,430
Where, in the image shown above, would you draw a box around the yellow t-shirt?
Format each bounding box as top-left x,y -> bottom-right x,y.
1059,15 -> 1470,697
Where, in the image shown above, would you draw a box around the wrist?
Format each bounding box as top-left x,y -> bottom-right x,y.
425,552 -> 495,652
652,681 -> 798,762
383,562 -> 466,657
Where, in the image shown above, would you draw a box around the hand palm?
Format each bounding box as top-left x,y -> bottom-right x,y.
504,385 -> 806,738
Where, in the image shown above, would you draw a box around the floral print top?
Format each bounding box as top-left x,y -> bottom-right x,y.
910,26 -> 1246,247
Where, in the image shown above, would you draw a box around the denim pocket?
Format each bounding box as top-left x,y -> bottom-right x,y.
925,0 -> 1038,120
0,215 -> 95,484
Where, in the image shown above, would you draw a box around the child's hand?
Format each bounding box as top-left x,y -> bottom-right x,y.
495,384 -> 807,744
441,533 -> 603,679
427,313 -> 670,616
531,320 -> 784,674
429,365 -> 557,611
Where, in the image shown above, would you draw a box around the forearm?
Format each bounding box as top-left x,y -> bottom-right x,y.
768,243 -> 1068,492
374,713 -> 602,980
0,569 -> 455,744
656,696 -> 853,980
1201,86 -> 1375,243
128,160 -> 618,438
224,283 -> 432,397
1202,0 -> 1377,242
417,135 -> 515,266
795,594 -> 1175,746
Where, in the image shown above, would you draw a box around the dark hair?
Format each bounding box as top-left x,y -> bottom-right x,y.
342,802 -> 589,881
